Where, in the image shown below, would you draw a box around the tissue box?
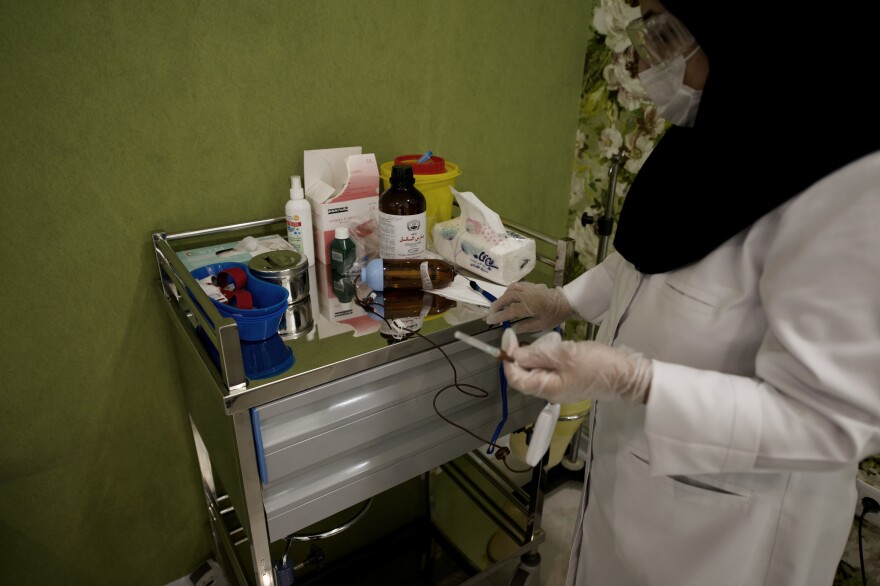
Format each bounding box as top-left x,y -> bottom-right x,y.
176,235 -> 294,272
305,147 -> 380,265
432,188 -> 536,285
433,217 -> 536,285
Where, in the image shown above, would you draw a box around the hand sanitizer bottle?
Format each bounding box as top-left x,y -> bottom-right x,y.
286,175 -> 315,266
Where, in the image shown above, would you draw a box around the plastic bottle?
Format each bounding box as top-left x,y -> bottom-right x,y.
286,175 -> 315,266
378,164 -> 427,259
329,227 -> 357,276
361,257 -> 456,291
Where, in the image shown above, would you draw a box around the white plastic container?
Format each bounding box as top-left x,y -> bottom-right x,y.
285,175 -> 315,266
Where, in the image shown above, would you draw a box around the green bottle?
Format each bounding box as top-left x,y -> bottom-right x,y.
330,227 -> 356,276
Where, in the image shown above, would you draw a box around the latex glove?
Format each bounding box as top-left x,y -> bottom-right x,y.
503,332 -> 653,405
486,282 -> 575,333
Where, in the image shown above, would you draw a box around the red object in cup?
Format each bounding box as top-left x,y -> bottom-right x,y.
222,289 -> 254,309
215,267 -> 248,290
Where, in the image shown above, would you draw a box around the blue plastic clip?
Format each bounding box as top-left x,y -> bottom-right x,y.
469,279 -> 510,454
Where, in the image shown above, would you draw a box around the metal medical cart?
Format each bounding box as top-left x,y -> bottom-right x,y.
152,216 -> 574,586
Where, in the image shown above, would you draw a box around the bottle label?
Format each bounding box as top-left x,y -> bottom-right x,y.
384,316 -> 423,339
287,215 -> 304,254
378,211 -> 426,259
420,261 -> 433,290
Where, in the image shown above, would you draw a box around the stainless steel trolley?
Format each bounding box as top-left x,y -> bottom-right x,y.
152,216 -> 574,586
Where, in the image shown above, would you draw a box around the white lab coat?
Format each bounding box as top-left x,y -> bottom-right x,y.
561,151 -> 880,585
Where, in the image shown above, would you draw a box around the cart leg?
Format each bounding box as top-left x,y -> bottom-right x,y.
510,552 -> 541,586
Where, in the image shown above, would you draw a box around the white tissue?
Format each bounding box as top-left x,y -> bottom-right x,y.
432,188 -> 536,285
216,235 -> 294,258
426,274 -> 507,307
195,276 -> 228,303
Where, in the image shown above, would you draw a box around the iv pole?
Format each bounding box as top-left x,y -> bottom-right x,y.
561,154 -> 623,471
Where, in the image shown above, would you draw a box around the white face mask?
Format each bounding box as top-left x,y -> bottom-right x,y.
638,49 -> 702,127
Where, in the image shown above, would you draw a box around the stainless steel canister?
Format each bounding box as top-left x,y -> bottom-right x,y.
248,250 -> 313,338
248,250 -> 309,303
278,299 -> 313,339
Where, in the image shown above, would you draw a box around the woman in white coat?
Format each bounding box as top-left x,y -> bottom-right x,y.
487,1 -> 880,584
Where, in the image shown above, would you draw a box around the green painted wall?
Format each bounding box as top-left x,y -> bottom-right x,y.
1,1 -> 590,583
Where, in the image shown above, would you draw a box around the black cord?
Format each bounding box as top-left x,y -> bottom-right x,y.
353,279 -> 531,474
859,496 -> 880,586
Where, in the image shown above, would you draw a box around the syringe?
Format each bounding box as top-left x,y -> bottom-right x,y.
453,330 -> 515,362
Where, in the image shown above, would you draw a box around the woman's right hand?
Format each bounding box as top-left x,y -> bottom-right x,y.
486,282 -> 575,333
503,333 -> 652,406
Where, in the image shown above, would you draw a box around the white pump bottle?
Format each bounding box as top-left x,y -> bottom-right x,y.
286,175 -> 315,266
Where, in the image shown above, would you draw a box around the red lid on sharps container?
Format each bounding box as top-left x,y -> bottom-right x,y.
393,154 -> 447,175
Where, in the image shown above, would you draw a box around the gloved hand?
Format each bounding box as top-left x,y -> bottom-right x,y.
502,331 -> 653,405
486,282 -> 575,333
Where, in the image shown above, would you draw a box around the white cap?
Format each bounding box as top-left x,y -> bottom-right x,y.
289,175 -> 304,200
335,226 -> 350,240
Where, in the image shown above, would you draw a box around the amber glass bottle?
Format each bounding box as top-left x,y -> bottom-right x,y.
378,164 -> 427,259
361,257 -> 456,291
374,290 -> 456,343
379,290 -> 457,319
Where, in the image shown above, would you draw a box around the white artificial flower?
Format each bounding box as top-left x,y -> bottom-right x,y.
592,0 -> 641,53
599,126 -> 624,159
570,221 -> 598,270
624,156 -> 643,175
575,128 -> 587,152
602,59 -> 627,90
607,50 -> 651,111
617,89 -> 646,112
624,133 -> 655,173
615,179 -> 630,202
570,173 -> 586,203
631,104 -> 667,139
642,105 -> 667,138
617,58 -> 648,100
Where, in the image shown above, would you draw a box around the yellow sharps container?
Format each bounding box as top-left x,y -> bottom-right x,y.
379,154 -> 462,238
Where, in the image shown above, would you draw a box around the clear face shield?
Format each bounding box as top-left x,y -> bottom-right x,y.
627,11 -> 703,127
626,11 -> 697,68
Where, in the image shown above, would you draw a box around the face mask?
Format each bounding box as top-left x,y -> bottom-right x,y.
638,50 -> 702,127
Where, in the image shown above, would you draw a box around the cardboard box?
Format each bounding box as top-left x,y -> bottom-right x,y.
304,147 -> 380,265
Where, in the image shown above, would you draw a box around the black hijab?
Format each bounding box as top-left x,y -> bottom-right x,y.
613,2 -> 879,274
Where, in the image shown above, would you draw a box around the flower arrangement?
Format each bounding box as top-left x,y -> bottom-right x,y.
568,0 -> 667,281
